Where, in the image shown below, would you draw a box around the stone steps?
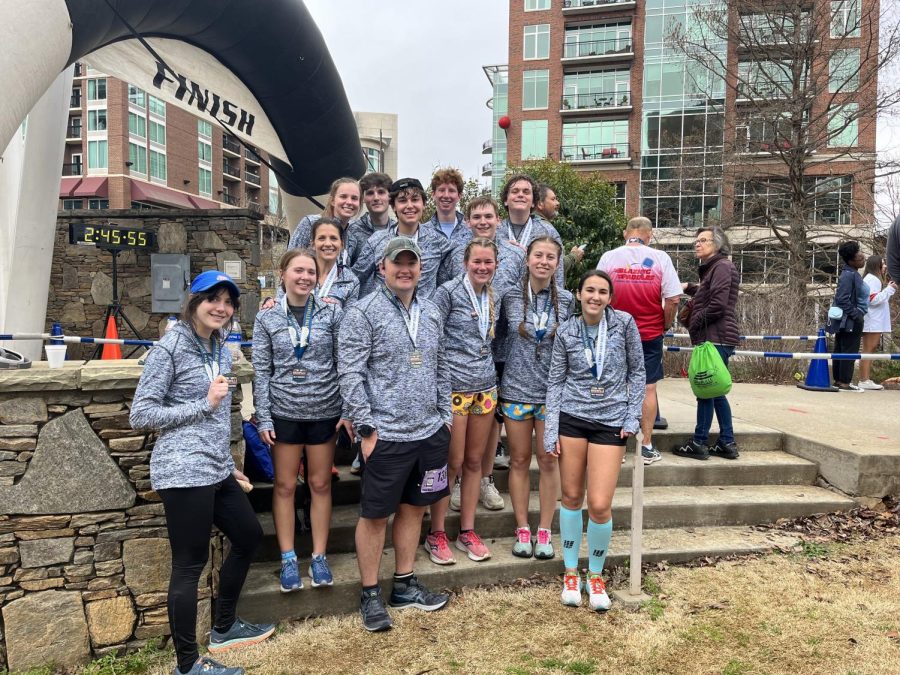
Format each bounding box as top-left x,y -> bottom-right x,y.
247,448 -> 812,512
252,481 -> 853,560
236,525 -> 801,625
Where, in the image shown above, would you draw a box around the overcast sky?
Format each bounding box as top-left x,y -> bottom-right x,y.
304,0 -> 509,183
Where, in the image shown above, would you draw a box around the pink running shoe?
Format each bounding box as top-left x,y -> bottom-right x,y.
423,530 -> 456,565
455,531 -> 491,561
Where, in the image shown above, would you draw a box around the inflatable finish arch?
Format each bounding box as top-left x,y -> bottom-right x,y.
0,0 -> 364,356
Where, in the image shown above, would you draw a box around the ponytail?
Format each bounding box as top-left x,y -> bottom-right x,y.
518,235 -> 563,340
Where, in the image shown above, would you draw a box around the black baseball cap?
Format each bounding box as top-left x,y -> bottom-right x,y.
389,177 -> 425,193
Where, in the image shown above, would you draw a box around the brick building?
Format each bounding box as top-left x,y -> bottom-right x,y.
498,0 -> 879,287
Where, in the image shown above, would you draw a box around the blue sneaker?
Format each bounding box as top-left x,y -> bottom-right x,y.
173,656 -> 244,674
309,554 -> 334,587
641,445 -> 662,465
207,618 -> 275,654
279,557 -> 302,593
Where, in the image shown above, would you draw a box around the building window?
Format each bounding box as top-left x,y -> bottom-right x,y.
831,0 -> 860,38
150,150 -> 167,182
828,103 -> 858,147
524,24 -> 550,60
198,119 -> 213,138
129,142 -> 148,174
735,177 -> 852,227
563,69 -> 631,109
365,147 -> 383,172
198,140 -> 212,164
525,0 -> 550,9
564,23 -> 632,59
562,119 -> 629,159
523,70 -> 550,110
521,120 -> 549,159
62,199 -> 83,210
88,199 -> 109,209
148,95 -> 166,118
70,86 -> 81,108
87,140 -> 108,169
87,109 -> 107,132
268,168 -> 280,214
829,49 -> 860,92
149,120 -> 166,146
128,112 -> 146,138
614,183 -> 626,213
128,85 -> 145,108
87,78 -> 107,101
199,167 -> 212,196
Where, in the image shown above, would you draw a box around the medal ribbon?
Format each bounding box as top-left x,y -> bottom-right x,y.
463,276 -> 491,340
581,315 -> 609,381
527,284 -> 552,343
507,217 -> 533,248
383,287 -> 420,348
281,294 -> 315,361
316,263 -> 339,299
191,331 -> 222,383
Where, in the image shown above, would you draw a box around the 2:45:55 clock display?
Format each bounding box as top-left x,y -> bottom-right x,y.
68,223 -> 156,251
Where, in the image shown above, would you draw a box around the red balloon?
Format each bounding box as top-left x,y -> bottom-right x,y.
498,115 -> 511,129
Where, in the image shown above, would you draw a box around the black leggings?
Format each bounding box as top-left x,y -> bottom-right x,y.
832,327 -> 863,385
158,475 -> 262,673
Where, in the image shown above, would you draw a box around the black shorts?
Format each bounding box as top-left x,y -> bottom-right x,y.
642,336 -> 665,384
494,360 -> 506,383
272,416 -> 339,445
359,426 -> 450,519
559,412 -> 626,447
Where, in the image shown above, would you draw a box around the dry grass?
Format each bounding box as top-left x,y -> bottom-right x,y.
136,535 -> 900,675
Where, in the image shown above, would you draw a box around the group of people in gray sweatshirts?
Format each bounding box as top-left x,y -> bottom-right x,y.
130,169 -> 646,675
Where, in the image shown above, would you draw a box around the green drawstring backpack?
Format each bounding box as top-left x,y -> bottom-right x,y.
688,342 -> 732,399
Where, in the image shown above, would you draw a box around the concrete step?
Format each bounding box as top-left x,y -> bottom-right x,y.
237,525 -> 801,625
248,450 -> 817,513
253,482 -> 853,560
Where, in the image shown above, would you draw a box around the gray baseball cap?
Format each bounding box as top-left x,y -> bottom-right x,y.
381,236 -> 422,262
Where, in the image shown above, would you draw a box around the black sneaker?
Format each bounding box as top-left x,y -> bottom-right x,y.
389,575 -> 449,611
359,587 -> 392,632
709,440 -> 740,460
672,440 -> 709,461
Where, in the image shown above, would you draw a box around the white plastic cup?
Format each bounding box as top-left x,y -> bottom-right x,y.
45,344 -> 67,368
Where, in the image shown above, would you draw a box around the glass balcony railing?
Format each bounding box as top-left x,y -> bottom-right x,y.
221,193 -> 238,206
222,136 -> 241,154
245,170 -> 261,186
563,37 -> 633,59
66,125 -> 82,138
564,0 -> 634,8
560,142 -> 629,161
245,148 -> 261,164
62,163 -> 83,176
223,160 -> 240,178
561,91 -> 630,110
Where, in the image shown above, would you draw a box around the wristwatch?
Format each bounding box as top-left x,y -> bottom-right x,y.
358,425 -> 375,438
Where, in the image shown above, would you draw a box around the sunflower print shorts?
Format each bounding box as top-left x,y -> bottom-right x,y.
451,387 -> 498,416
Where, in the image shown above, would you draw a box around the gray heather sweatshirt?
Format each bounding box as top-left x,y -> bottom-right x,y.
499,284 -> 575,403
427,211 -> 470,248
345,212 -> 396,268
543,309 -> 646,451
130,322 -> 234,491
352,224 -> 457,298
252,296 -> 344,431
338,289 -> 452,441
432,276 -> 497,393
448,234 -> 526,299
500,217 -> 565,289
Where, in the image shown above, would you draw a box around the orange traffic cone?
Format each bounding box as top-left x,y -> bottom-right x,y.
101,315 -> 123,360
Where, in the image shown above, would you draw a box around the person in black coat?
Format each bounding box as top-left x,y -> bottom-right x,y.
828,241 -> 867,390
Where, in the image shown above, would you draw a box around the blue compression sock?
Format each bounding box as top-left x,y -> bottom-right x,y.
588,519 -> 612,575
559,506 -> 584,570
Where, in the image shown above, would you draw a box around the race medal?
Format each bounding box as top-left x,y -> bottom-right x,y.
481,343 -> 490,357
299,326 -> 310,346
409,350 -> 423,368
223,372 -> 238,391
292,367 -> 308,381
590,386 -> 605,398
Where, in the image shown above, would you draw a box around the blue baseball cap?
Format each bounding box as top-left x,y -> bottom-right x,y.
190,270 -> 241,296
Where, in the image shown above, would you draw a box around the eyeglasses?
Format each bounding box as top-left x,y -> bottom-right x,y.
694,238 -> 713,245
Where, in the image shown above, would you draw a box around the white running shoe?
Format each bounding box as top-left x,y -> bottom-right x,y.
561,572 -> 582,607
587,573 -> 611,612
449,478 -> 461,511
494,441 -> 510,469
857,379 -> 884,390
480,475 -> 504,510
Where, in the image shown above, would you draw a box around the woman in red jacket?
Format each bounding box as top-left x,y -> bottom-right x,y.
676,227 -> 740,461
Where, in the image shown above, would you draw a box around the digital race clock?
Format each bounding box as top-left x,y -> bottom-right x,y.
68,223 -> 156,251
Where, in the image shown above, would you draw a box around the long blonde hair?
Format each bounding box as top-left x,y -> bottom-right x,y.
464,237 -> 499,339
322,177 -> 361,220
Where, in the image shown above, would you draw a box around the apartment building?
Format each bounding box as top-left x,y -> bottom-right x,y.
60,63 -> 275,213
500,0 -> 878,286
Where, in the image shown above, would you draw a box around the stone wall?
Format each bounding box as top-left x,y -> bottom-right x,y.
0,361 -> 251,673
49,208 -> 263,360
